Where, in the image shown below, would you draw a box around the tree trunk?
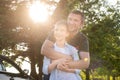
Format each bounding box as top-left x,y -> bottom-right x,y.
107,74 -> 110,80
29,42 -> 39,80
30,51 -> 38,80
37,43 -> 44,80
85,69 -> 90,80
112,75 -> 115,80
52,0 -> 68,22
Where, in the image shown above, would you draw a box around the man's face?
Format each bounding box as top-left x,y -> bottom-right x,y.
67,13 -> 82,32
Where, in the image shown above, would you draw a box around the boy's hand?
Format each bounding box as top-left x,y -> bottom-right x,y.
57,59 -> 70,72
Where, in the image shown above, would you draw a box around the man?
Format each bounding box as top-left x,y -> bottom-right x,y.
41,10 -> 90,79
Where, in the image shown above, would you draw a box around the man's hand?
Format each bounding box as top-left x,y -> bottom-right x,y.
57,59 -> 71,72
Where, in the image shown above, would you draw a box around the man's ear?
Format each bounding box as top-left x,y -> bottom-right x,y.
79,21 -> 84,30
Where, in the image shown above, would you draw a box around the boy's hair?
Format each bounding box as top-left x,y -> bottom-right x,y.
70,10 -> 85,25
54,20 -> 69,31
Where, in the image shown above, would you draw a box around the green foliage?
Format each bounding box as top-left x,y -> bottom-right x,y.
72,0 -> 120,78
85,6 -> 120,78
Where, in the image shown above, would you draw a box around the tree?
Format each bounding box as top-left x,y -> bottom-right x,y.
84,4 -> 120,80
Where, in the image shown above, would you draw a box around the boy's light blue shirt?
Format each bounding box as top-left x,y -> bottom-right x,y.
42,43 -> 82,80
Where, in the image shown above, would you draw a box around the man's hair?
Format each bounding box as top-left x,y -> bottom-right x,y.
70,10 -> 85,25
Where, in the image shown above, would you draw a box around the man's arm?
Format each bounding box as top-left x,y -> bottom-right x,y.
68,51 -> 90,69
57,51 -> 90,70
41,40 -> 72,60
66,33 -> 90,69
57,63 -> 81,73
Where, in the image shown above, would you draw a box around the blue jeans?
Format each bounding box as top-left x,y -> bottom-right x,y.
43,74 -> 50,80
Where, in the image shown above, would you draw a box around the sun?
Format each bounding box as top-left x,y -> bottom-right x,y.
29,1 -> 49,23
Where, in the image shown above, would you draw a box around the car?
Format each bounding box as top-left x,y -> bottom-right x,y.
0,54 -> 34,80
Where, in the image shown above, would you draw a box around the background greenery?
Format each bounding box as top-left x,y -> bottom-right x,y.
0,0 -> 119,80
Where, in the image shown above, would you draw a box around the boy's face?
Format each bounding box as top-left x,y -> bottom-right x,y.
54,25 -> 69,41
67,13 -> 82,32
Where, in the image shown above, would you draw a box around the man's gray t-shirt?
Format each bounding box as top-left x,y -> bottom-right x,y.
47,31 -> 89,52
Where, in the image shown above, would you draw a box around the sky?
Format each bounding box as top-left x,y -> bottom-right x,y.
107,0 -> 117,5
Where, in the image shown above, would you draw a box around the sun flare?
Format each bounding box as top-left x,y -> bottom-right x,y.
29,1 -> 49,23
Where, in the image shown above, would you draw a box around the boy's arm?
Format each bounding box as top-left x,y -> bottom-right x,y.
42,57 -> 50,75
41,40 -> 72,60
48,59 -> 67,73
43,57 -> 63,74
48,59 -> 59,73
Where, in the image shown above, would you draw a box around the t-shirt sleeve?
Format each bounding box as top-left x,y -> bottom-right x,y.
79,34 -> 89,52
42,56 -> 51,75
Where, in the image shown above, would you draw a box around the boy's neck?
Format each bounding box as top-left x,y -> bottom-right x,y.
55,40 -> 66,48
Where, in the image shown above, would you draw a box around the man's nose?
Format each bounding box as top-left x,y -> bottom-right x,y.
56,31 -> 61,34
69,20 -> 75,25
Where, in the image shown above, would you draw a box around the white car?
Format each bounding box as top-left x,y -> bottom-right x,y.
0,55 -> 34,80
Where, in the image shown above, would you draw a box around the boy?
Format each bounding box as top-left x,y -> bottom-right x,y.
42,20 -> 81,80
